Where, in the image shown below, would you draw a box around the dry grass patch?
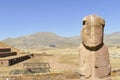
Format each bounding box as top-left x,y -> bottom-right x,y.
112,76 -> 120,80
57,54 -> 79,66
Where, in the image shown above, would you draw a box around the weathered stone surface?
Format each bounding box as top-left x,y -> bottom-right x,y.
0,47 -> 32,66
79,14 -> 111,80
81,14 -> 105,48
95,45 -> 110,67
79,44 -> 92,78
95,66 -> 111,78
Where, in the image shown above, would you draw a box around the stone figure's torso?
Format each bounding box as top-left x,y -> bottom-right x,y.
79,44 -> 111,80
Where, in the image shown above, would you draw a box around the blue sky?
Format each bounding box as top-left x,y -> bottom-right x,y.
0,0 -> 120,40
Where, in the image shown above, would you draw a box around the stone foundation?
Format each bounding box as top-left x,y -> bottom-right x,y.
0,54 -> 32,66
0,47 -> 32,66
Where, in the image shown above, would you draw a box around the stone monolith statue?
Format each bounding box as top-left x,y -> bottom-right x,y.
79,14 -> 111,80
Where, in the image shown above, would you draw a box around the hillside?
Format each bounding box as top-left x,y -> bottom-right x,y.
0,42 -> 20,52
1,32 -> 80,49
104,32 -> 120,47
1,32 -> 120,50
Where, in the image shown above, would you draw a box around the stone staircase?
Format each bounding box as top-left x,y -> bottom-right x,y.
0,42 -> 32,66
0,48 -> 17,57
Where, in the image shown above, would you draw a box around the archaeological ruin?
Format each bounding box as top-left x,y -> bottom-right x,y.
0,42 -> 32,66
79,14 -> 111,80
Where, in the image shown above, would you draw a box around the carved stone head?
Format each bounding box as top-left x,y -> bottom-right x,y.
81,14 -> 105,49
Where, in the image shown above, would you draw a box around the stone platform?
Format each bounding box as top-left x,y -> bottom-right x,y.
0,54 -> 32,66
0,43 -> 32,66
0,48 -> 11,52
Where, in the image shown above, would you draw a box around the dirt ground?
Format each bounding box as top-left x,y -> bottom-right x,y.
0,47 -> 120,80
0,53 -> 80,80
47,54 -> 79,73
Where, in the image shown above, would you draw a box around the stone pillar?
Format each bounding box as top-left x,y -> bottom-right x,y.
79,14 -> 111,80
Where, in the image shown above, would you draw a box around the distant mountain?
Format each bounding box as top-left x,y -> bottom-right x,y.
1,32 -> 120,50
104,32 -> 120,47
1,32 -> 80,49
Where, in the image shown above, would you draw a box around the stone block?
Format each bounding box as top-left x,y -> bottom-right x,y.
95,66 -> 111,78
0,48 -> 11,52
0,52 -> 17,57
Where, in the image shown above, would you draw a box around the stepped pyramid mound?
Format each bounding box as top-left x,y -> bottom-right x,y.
0,42 -> 20,52
0,42 -> 32,66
